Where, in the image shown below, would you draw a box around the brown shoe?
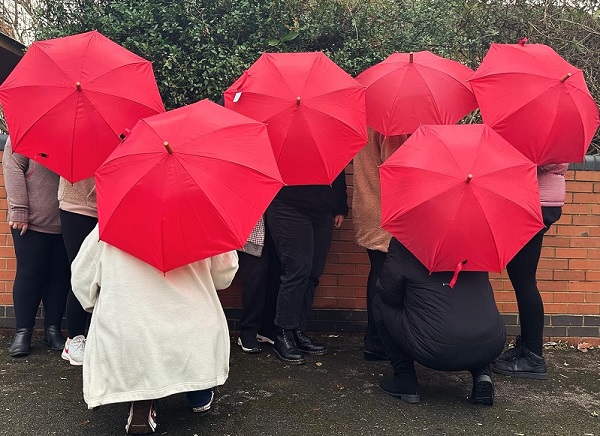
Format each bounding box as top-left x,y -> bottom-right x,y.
125,400 -> 157,434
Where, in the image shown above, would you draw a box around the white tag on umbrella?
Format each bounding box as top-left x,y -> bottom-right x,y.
233,92 -> 242,103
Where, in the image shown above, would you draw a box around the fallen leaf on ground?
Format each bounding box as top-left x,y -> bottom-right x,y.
577,342 -> 591,352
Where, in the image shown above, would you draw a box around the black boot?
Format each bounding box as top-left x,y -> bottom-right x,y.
43,325 -> 66,351
493,336 -> 522,363
470,366 -> 494,405
273,328 -> 307,364
8,328 -> 33,357
293,330 -> 328,355
491,347 -> 547,380
379,371 -> 420,404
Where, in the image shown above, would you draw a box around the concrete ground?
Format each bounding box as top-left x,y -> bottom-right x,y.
1,330 -> 599,436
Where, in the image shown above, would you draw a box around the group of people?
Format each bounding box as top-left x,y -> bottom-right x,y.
2,122 -> 567,433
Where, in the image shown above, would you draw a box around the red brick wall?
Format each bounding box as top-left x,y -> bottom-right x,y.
1,159 -> 599,343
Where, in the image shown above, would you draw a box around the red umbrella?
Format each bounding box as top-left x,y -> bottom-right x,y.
356,51 -> 477,136
469,40 -> 600,165
95,99 -> 284,272
223,52 -> 367,185
380,124 -> 543,278
0,30 -> 165,182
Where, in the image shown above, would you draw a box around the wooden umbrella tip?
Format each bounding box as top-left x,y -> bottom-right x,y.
75,82 -> 82,91
561,73 -> 572,83
163,141 -> 174,154
409,52 -> 414,63
466,174 -> 473,183
296,96 -> 301,105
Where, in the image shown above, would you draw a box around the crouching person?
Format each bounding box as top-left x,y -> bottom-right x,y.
373,238 -> 506,405
71,225 -> 238,434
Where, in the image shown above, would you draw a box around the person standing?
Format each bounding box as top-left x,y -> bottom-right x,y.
58,176 -> 98,366
352,127 -> 408,360
373,237 -> 506,405
266,169 -> 348,364
492,163 -> 568,380
3,138 -> 70,357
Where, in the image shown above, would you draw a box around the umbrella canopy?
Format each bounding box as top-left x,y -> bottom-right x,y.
0,30 -> 165,182
223,51 -> 367,185
95,99 -> 284,272
380,124 -> 544,274
469,40 -> 600,165
356,51 -> 477,136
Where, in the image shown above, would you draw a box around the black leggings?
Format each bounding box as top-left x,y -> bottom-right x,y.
506,206 -> 562,356
60,210 -> 98,338
11,229 -> 70,329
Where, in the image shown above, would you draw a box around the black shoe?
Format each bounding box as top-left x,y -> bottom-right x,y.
378,377 -> 420,404
273,328 -> 307,364
494,336 -> 522,363
8,328 -> 33,357
237,329 -> 261,354
293,330 -> 328,355
43,325 -> 66,351
470,374 -> 494,405
491,347 -> 547,380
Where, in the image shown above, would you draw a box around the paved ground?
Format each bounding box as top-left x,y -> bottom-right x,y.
1,330 -> 599,436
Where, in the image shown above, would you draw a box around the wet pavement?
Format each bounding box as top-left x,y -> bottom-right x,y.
1,330 -> 599,436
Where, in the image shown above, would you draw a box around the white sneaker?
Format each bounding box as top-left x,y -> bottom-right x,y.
256,333 -> 274,345
63,335 -> 85,366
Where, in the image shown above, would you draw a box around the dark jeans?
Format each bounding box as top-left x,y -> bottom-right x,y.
11,229 -> 70,329
506,206 -> 562,356
267,199 -> 333,330
364,249 -> 387,352
238,226 -> 281,335
60,210 -> 98,338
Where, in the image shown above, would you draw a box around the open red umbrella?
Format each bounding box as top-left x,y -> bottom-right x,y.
356,51 -> 477,136
469,40 -> 600,165
380,124 -> 543,279
0,30 -> 165,182
95,99 -> 284,272
223,51 -> 367,185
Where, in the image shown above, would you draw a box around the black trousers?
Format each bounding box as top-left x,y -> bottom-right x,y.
238,229 -> 281,334
60,210 -> 98,338
364,249 -> 387,352
506,206 -> 562,356
266,199 -> 333,330
11,229 -> 70,329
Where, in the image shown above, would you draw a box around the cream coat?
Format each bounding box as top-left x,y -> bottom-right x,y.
71,225 -> 238,408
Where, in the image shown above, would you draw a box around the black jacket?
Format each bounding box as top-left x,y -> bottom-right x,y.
273,169 -> 348,216
376,238 -> 506,371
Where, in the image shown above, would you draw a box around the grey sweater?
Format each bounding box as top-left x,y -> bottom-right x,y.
2,138 -> 61,234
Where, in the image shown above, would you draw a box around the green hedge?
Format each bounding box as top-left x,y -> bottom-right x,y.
33,0 -> 600,152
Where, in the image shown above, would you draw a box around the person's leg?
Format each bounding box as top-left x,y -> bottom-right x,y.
364,248 -> 388,360
372,295 -> 419,403
293,211 -> 332,355
186,388 -> 214,412
9,229 -> 51,356
258,229 -> 280,344
40,233 -> 71,350
60,210 -> 97,339
266,200 -> 311,364
237,250 -> 268,353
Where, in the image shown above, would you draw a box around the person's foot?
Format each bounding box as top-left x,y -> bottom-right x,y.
470,374 -> 494,405
8,328 -> 33,357
125,400 -> 157,434
494,336 -> 522,363
293,330 -> 328,355
363,349 -> 388,361
237,330 -> 261,353
273,328 -> 307,364
378,376 -> 420,404
43,325 -> 66,351
187,389 -> 214,413
491,347 -> 547,380
62,335 -> 85,366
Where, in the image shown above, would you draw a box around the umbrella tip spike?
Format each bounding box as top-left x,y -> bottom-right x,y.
163,141 -> 174,154
561,73 -> 572,83
75,82 -> 82,91
296,96 -> 301,106
466,174 -> 473,183
409,52 -> 414,63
